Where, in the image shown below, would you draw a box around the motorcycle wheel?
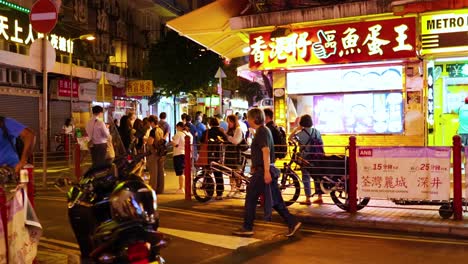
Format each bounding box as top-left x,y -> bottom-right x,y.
192,173 -> 215,202
279,170 -> 300,207
330,190 -> 370,212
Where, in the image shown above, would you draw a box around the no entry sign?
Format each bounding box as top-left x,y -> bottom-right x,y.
29,0 -> 58,34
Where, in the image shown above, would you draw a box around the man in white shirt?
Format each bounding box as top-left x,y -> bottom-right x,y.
172,122 -> 193,193
86,105 -> 110,169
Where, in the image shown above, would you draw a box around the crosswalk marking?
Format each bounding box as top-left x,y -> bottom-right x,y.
158,227 -> 261,250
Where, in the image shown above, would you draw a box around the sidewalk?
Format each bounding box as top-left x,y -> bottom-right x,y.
157,170 -> 468,239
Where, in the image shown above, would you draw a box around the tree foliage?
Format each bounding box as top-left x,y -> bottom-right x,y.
145,30 -> 222,96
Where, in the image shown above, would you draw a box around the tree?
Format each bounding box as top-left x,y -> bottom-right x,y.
145,30 -> 222,97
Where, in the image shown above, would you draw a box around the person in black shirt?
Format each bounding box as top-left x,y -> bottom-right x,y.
201,117 -> 228,200
233,108 -> 301,237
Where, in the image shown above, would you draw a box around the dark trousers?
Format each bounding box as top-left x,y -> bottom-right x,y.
213,171 -> 224,197
90,143 -> 108,169
243,166 -> 297,231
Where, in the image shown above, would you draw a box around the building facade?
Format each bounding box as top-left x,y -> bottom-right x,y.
0,0 -> 204,150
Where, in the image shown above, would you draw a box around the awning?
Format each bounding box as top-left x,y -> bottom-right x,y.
166,0 -> 250,59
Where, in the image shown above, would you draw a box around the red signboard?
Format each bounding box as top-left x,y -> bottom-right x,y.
249,17 -> 417,70
29,0 -> 58,34
58,79 -> 79,98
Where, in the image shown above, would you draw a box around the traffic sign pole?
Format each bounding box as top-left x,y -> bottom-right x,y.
41,38 -> 48,187
30,0 -> 58,187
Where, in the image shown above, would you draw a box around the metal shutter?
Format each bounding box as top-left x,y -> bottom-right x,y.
49,100 -> 71,140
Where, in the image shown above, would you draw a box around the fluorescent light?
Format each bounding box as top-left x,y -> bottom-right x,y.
434,57 -> 468,62
287,59 -> 405,71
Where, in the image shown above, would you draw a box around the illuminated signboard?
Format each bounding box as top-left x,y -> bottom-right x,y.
0,13 -> 73,53
249,17 -> 416,70
292,92 -> 404,134
421,9 -> 468,54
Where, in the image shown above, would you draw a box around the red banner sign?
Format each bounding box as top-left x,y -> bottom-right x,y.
58,79 -> 79,97
249,17 -> 416,70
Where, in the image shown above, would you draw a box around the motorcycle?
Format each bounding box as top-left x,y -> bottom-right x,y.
67,124 -> 167,263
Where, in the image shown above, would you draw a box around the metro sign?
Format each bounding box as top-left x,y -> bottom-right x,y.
29,0 -> 58,34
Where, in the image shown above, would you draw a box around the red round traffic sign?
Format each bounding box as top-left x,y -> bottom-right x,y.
29,0 -> 58,34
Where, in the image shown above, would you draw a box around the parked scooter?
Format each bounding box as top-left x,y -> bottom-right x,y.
67,123 -> 167,263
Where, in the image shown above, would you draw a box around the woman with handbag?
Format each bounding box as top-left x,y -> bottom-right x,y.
225,115 -> 244,197
201,117 -> 228,200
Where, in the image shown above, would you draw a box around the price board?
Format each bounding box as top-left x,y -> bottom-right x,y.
357,147 -> 451,200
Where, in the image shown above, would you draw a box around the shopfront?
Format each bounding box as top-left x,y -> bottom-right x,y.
249,15 -> 425,146
421,8 -> 468,146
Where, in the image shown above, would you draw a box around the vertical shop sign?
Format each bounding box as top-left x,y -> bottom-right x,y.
427,61 -> 435,126
273,88 -> 286,127
357,147 -> 451,200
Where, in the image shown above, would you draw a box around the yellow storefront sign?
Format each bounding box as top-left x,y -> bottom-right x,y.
421,9 -> 468,54
126,80 -> 153,96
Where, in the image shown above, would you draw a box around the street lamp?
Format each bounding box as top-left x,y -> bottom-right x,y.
69,34 -> 95,117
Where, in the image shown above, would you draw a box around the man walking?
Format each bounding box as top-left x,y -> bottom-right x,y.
233,108 -> 301,237
86,105 -> 110,169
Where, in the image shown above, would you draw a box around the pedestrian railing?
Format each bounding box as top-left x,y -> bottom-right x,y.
183,135 -> 467,222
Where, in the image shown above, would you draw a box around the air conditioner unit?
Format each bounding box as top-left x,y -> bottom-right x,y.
9,69 -> 22,86
0,68 -> 7,83
23,72 -> 36,87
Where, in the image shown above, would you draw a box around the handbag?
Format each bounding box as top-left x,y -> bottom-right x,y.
195,131 -> 209,166
237,137 -> 249,152
106,135 -> 115,159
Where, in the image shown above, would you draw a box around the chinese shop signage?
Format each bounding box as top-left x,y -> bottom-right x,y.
357,147 -> 451,200
58,79 -> 79,98
249,17 -> 416,70
0,13 -> 73,53
421,9 -> 468,54
126,80 -> 153,96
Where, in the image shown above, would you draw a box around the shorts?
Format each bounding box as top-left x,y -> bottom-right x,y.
173,154 -> 185,176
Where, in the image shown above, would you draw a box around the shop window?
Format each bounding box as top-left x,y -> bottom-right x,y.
287,65 -> 404,134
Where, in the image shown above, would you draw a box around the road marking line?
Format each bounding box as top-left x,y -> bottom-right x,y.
159,227 -> 260,249
36,196 -> 67,202
40,237 -> 80,249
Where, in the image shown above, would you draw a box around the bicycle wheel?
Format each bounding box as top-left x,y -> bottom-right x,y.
278,169 -> 300,207
330,189 -> 370,212
192,173 -> 215,202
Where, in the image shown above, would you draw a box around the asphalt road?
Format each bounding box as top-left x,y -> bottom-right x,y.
34,192 -> 468,264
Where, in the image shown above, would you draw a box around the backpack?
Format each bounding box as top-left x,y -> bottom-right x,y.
0,116 -> 24,160
267,123 -> 287,159
275,126 -> 288,159
301,128 -> 324,161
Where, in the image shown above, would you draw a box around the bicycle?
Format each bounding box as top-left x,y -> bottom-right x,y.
192,147 -> 302,206
281,139 -> 370,211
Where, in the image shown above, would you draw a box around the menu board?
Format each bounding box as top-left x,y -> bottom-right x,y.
311,92 -> 404,134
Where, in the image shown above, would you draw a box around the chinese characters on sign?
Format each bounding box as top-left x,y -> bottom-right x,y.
0,14 -> 73,53
249,17 -> 416,70
126,80 -> 153,96
57,79 -> 79,98
357,147 -> 451,200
